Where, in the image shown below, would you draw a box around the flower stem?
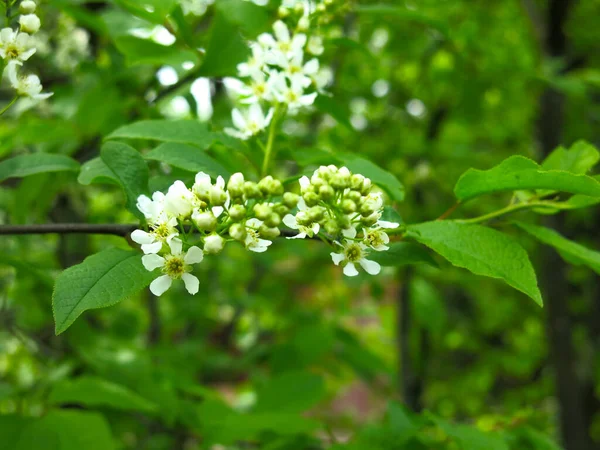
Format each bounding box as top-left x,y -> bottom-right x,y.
261,106 -> 280,177
454,201 -> 572,225
0,96 -> 17,116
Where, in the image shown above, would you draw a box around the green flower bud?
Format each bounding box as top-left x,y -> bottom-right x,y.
347,190 -> 362,203
260,225 -> 280,239
338,215 -> 351,229
204,234 -> 225,254
273,204 -> 289,216
229,204 -> 246,222
350,174 -> 365,191
253,203 -> 272,221
303,191 -> 320,207
210,186 -> 228,206
296,211 -> 311,226
360,178 -> 372,195
193,211 -> 217,231
318,184 -> 335,200
243,181 -> 262,199
361,212 -> 379,227
308,206 -> 325,222
227,173 -> 245,198
341,199 -> 357,214
360,197 -> 379,216
229,223 -> 247,241
265,212 -> 281,228
278,6 -> 289,17
259,176 -> 284,196
324,219 -> 340,235
283,192 -> 300,208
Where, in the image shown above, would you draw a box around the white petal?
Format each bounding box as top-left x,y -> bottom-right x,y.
282,214 -> 299,229
287,232 -> 306,240
343,263 -> 359,277
300,92 -> 318,106
342,227 -> 357,239
249,245 -> 268,253
299,176 -> 310,191
311,223 -> 320,234
273,20 -> 290,43
303,58 -> 319,75
141,241 -> 163,255
377,220 -> 400,229
184,246 -> 204,265
359,258 -> 381,275
142,254 -> 165,271
131,229 -> 154,245
181,273 -> 200,295
330,252 -> 345,266
150,275 -> 172,296
168,238 -> 183,256
232,108 -> 247,130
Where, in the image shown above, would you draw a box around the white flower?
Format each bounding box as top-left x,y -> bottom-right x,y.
307,36 -> 324,55
19,14 -> 41,34
237,43 -> 266,78
273,73 -> 317,112
20,1 -> 37,14
244,218 -> 272,252
313,67 -> 333,92
203,233 -> 225,254
180,0 -> 214,16
131,217 -> 179,254
259,21 -> 306,58
137,192 -> 167,224
362,227 -> 390,251
330,238 -> 381,277
225,103 -> 274,140
5,61 -> 52,100
283,214 -> 319,239
0,28 -> 36,62
142,239 -> 204,296
164,180 -> 194,218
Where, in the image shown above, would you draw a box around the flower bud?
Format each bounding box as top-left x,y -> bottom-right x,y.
273,204 -> 289,216
347,190 -> 362,203
283,192 -> 300,209
227,173 -> 245,198
297,16 -> 310,31
360,178 -> 372,195
258,176 -> 283,196
229,204 -> 246,221
318,184 -> 335,200
19,14 -> 40,34
253,203 -> 272,221
204,234 -> 225,254
265,212 -> 281,228
296,211 -> 311,226
361,212 -> 379,227
350,174 -> 365,191
303,192 -> 320,207
243,181 -> 262,199
193,211 -> 217,231
19,1 -> 36,14
324,219 -> 339,235
260,225 -> 280,239
308,206 -> 325,222
338,215 -> 351,229
310,175 -> 326,188
210,186 -> 228,206
229,223 -> 247,241
330,173 -> 350,190
278,6 -> 289,17
341,199 -> 357,214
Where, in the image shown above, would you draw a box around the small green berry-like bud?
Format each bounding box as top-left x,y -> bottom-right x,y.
283,192 -> 300,209
360,178 -> 372,195
229,223 -> 247,241
308,206 -> 325,222
324,219 -> 340,235
347,190 -> 362,203
260,225 -> 280,239
350,174 -> 365,191
296,211 -> 311,226
361,212 -> 379,227
204,234 -> 225,254
273,204 -> 289,216
338,215 -> 351,230
210,186 -> 228,206
253,203 -> 272,220
297,16 -> 310,31
319,184 -> 335,200
303,192 -> 320,207
278,6 -> 289,17
193,211 -> 217,231
229,204 -> 246,222
20,1 -> 36,14
243,181 -> 262,199
341,199 -> 357,214
227,173 -> 245,198
265,213 -> 281,228
258,176 -> 274,195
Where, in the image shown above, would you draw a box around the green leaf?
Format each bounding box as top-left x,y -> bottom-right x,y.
515,222 -> 600,274
542,140 -> 600,173
254,372 -> 325,414
0,154 -> 79,183
53,248 -> 155,335
338,154 -> 405,201
407,221 -> 542,305
113,36 -> 199,67
314,95 -> 353,130
199,11 -> 249,77
107,120 -> 214,148
370,242 -> 438,268
48,376 -> 158,413
355,5 -> 449,37
101,142 -> 149,218
454,155 -> 600,201
114,0 -> 177,24
145,143 -> 231,177
434,418 -> 509,450
215,0 -> 271,37
78,157 -> 119,186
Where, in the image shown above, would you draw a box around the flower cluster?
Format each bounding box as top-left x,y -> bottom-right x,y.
224,13 -> 331,139
284,165 -> 399,277
54,15 -> 90,71
0,1 -> 52,102
134,172 -> 294,296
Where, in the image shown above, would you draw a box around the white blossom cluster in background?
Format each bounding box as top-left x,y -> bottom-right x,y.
286,165 -> 399,276
133,166 -> 399,296
180,0 -> 268,16
224,13 -> 332,140
0,0 -> 52,102
54,15 -> 90,71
